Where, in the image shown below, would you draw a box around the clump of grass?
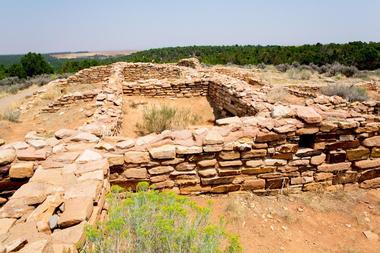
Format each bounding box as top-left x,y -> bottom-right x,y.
136,105 -> 201,135
321,84 -> 368,102
82,183 -> 242,253
287,68 -> 312,80
0,108 -> 21,122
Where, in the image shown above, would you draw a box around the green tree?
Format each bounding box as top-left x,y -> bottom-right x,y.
20,52 -> 53,77
7,63 -> 27,78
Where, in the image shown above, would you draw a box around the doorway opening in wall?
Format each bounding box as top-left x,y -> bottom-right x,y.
121,95 -> 217,137
299,134 -> 315,148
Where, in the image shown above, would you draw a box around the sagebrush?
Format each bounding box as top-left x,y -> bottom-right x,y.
82,183 -> 242,253
321,84 -> 368,102
136,105 -> 200,135
0,108 -> 20,122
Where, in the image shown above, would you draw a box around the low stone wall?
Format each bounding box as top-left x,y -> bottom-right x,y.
122,63 -> 183,81
67,65 -> 112,84
41,90 -> 100,113
122,79 -> 208,98
107,111 -> 380,195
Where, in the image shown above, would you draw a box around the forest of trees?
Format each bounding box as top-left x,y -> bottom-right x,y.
118,42 -> 380,70
0,41 -> 379,80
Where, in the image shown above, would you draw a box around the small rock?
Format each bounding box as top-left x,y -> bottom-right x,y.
76,149 -> 102,163
49,214 -> 59,229
0,149 -> 16,165
363,230 -> 379,240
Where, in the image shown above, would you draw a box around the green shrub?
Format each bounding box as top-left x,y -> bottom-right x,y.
136,105 -> 200,135
0,108 -> 20,122
321,84 -> 368,102
82,183 -> 242,253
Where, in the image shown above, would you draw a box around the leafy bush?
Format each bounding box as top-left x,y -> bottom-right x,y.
136,105 -> 200,135
0,108 -> 20,122
82,183 -> 242,253
321,84 -> 368,102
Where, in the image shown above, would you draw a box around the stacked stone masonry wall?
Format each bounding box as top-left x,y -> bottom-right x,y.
0,59 -> 379,252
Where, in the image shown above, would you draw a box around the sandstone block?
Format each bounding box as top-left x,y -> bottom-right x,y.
176,146 -> 202,154
371,147 -> 380,158
124,151 -> 150,164
346,147 -> 370,161
148,145 -> 176,159
310,153 -> 326,165
219,151 -> 240,160
51,222 -> 86,248
360,177 -> 380,189
9,162 -> 34,179
241,149 -> 267,158
76,149 -> 102,163
245,160 -> 264,168
148,166 -> 174,175
203,131 -> 223,145
219,160 -> 242,167
296,106 -> 322,124
175,162 -> 196,171
198,169 -> 217,178
197,159 -> 217,168
363,136 -> 380,147
242,179 -> 265,190
241,166 -> 274,175
355,159 -> 380,170
317,162 -> 351,172
58,197 -> 93,228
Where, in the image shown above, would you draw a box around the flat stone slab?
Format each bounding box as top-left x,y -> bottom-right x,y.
58,197 -> 93,228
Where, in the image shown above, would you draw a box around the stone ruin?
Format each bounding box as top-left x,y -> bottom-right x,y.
0,58 -> 379,252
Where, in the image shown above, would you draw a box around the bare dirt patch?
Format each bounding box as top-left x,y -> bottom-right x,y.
192,189 -> 380,253
0,100 -> 92,142
121,96 -> 216,137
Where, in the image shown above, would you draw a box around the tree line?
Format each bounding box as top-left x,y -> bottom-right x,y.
1,41 -> 379,80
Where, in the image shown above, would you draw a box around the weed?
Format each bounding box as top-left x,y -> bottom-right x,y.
82,183 -> 242,253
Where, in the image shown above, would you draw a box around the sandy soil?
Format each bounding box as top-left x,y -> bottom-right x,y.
0,100 -> 92,142
192,189 -> 380,253
121,96 -> 216,137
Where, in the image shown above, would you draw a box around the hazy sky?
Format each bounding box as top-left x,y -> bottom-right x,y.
1,0 -> 379,54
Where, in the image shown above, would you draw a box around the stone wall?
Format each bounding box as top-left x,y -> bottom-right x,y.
1,59 -> 379,252
107,112 -> 380,195
122,79 -> 208,98
122,63 -> 183,81
41,90 -> 100,113
67,65 -> 112,84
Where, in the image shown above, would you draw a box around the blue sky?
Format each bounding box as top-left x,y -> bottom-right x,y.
1,0 -> 379,54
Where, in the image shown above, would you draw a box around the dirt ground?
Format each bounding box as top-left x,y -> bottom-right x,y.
0,100 -> 92,142
192,189 -> 380,253
121,96 -> 216,137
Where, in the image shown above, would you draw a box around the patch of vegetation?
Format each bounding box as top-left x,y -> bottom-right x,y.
0,108 -> 21,122
321,84 -> 368,102
136,105 -> 201,135
82,183 -> 242,253
287,68 -> 312,80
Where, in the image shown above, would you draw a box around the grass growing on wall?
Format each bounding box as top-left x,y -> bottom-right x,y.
82,183 -> 242,253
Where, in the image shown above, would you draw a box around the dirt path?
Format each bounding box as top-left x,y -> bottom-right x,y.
0,85 -> 40,113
